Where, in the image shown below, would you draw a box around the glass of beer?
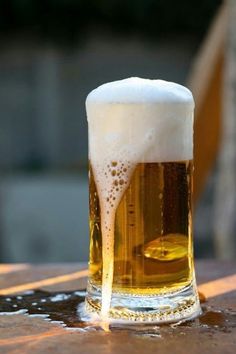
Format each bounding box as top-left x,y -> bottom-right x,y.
85,77 -> 201,324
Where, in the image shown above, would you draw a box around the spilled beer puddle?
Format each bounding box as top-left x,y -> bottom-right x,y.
0,290 -> 235,335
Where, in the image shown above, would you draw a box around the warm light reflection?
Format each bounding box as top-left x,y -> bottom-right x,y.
0,269 -> 89,295
198,273 -> 236,298
1,265 -> 235,300
0,328 -> 64,347
0,264 -> 29,275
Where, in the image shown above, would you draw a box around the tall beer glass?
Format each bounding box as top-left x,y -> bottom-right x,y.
85,77 -> 201,324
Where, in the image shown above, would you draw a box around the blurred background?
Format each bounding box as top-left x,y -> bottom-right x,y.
0,0 -> 235,263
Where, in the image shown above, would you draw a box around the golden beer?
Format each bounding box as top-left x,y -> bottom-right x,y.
85,77 -> 201,324
89,161 -> 193,295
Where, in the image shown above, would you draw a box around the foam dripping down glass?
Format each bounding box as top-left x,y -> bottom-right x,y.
85,77 -> 201,326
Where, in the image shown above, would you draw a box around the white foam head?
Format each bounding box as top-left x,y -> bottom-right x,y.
86,77 -> 194,105
86,77 -> 194,163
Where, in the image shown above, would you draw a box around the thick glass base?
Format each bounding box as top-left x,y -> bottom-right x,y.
85,281 -> 201,324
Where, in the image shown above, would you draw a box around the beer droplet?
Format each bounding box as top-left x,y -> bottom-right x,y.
123,168 -> 127,172
111,170 -> 116,176
119,179 -> 124,185
111,161 -> 117,167
198,291 -> 206,303
113,180 -> 118,186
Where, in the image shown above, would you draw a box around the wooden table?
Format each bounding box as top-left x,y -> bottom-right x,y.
0,261 -> 235,354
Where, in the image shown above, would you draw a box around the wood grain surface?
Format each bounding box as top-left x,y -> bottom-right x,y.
0,261 -> 235,354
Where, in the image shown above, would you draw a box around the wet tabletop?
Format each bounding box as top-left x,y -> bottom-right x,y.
0,261 -> 236,354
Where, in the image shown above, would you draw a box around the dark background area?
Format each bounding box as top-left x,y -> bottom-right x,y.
0,0 -> 222,262
0,0 -> 222,42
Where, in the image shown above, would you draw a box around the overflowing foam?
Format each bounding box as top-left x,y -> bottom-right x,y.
86,78 -> 194,163
86,77 -> 194,325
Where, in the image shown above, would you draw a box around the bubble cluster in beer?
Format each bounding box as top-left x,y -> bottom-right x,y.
86,77 -> 195,320
105,161 -> 129,204
92,158 -> 133,238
